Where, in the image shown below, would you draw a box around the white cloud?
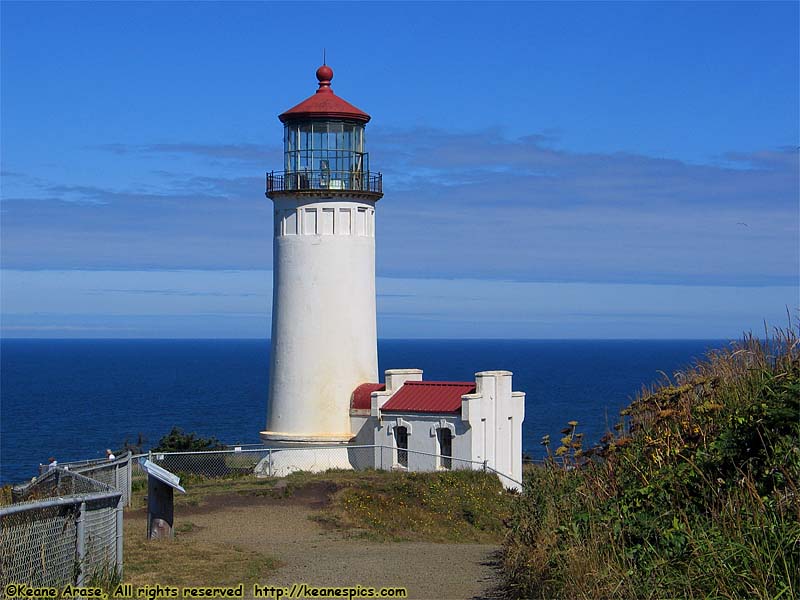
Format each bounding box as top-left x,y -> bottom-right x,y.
1,269 -> 795,339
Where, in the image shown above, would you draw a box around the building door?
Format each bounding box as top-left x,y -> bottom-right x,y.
438,428 -> 452,470
396,426 -> 408,468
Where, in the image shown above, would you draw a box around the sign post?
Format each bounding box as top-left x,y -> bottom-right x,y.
139,458 -> 186,540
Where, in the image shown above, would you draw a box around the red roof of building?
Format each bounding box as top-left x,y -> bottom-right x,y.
279,65 -> 371,124
351,382 -> 386,410
381,381 -> 476,414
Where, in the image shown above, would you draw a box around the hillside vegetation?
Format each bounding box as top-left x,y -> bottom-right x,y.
308,468 -> 513,543
503,329 -> 799,599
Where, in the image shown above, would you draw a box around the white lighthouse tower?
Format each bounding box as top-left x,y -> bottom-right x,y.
261,64 -> 382,447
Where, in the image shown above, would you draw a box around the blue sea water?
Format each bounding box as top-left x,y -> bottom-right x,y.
0,339 -> 729,485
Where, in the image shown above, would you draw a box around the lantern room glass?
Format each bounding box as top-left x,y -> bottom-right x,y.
283,121 -> 369,190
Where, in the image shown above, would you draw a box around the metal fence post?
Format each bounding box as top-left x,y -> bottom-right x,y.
76,501 -> 86,587
116,496 -> 124,578
126,452 -> 132,507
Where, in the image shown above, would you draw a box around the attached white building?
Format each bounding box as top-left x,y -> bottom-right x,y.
350,369 -> 525,490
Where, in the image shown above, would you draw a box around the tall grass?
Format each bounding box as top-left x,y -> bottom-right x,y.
503,327 -> 800,599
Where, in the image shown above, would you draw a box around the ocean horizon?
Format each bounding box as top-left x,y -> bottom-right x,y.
0,338 -> 731,485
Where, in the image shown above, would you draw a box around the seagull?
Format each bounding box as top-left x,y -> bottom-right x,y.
736,222 -> 748,227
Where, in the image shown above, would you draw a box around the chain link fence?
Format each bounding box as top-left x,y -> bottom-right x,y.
143,444 -> 521,487
37,444 -> 522,488
47,453 -> 135,507
1,469 -> 123,590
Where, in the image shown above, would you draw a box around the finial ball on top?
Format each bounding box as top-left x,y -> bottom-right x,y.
316,65 -> 333,83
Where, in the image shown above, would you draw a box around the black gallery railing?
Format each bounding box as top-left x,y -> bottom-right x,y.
266,170 -> 382,195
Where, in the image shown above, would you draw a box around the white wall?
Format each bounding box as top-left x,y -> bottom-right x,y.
378,413 -> 472,471
264,197 -> 378,444
349,414 -> 372,446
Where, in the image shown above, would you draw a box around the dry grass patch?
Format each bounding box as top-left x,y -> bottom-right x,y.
300,469 -> 514,543
129,476 -> 279,510
0,485 -> 12,507
123,519 -> 279,586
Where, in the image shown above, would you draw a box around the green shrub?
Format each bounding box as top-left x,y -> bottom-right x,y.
153,427 -> 224,452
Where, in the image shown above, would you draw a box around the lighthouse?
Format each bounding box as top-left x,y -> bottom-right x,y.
261,64 -> 382,446
258,64 -> 524,489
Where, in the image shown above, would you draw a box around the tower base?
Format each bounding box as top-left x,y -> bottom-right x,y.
254,446 -> 355,478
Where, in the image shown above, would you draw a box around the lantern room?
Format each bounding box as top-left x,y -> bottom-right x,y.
266,65 -> 383,199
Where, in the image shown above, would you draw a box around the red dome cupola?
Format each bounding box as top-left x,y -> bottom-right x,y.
279,65 -> 371,124
266,64 -> 381,200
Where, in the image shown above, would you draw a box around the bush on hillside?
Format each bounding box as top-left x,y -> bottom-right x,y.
150,428 -> 228,478
503,328 -> 800,599
153,427 -> 224,452
116,432 -> 147,456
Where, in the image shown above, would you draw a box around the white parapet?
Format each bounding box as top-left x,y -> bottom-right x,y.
384,368 -> 423,392
262,197 -> 379,445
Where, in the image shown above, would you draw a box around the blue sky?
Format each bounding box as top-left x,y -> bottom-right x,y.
1,1 -> 798,338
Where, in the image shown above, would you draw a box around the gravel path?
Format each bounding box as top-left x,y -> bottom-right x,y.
173,489 -> 503,600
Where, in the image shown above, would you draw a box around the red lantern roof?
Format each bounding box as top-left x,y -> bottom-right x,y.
279,65 -> 371,124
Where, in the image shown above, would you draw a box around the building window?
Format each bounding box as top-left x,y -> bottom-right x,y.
285,210 -> 297,235
437,428 -> 452,470
303,208 -> 317,235
282,121 -> 370,192
395,426 -> 408,468
322,208 -> 335,235
339,208 -> 351,235
356,207 -> 367,236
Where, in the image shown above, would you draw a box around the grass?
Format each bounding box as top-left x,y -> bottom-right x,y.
123,519 -> 279,587
123,474 -> 282,587
132,467 -> 515,542
129,474 -> 279,509
301,468 -> 514,543
128,466 -> 514,544
502,327 -> 800,599
120,467 -> 509,590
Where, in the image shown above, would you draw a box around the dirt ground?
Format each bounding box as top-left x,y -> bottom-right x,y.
125,482 -> 503,600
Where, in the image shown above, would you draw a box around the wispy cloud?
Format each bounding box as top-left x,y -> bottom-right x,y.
2,270 -> 794,338
373,129 -> 798,285
87,288 -> 265,298
372,128 -> 798,210
1,173 -> 271,269
2,129 -> 797,286
1,325 -> 136,332
92,142 -> 280,164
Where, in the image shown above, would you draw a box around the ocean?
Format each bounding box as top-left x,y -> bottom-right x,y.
0,339 -> 729,485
